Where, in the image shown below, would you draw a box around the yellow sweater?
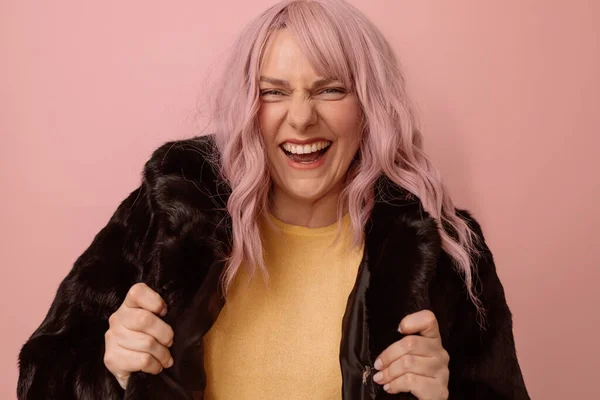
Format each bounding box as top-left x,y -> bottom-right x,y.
202,213 -> 364,400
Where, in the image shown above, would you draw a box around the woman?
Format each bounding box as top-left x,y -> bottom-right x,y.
17,0 -> 529,399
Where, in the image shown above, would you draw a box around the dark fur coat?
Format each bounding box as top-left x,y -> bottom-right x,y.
17,135 -> 530,399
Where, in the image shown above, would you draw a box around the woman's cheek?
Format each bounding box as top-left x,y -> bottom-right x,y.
258,105 -> 284,141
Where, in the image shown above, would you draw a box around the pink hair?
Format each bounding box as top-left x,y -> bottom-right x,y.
201,0 -> 484,316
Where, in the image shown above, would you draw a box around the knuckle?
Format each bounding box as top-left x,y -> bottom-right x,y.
103,353 -> 113,369
404,372 -> 415,385
402,354 -> 414,370
390,340 -> 403,355
151,366 -> 163,375
424,311 -> 436,325
129,282 -> 147,299
385,380 -> 396,393
377,356 -> 387,369
404,336 -> 417,351
142,335 -> 155,351
104,329 -> 114,343
380,367 -> 390,382
385,361 -> 396,378
161,350 -> 172,366
388,360 -> 403,379
442,350 -> 450,364
441,366 -> 450,383
152,302 -> 163,314
152,290 -> 164,304
389,379 -> 401,394
377,351 -> 388,366
128,284 -> 140,299
108,312 -> 118,327
140,353 -> 153,368
166,326 -> 175,342
138,311 -> 154,327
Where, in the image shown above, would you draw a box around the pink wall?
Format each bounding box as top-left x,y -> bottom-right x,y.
2,1 -> 598,398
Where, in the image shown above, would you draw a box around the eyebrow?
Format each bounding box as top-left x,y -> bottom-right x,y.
259,76 -> 339,89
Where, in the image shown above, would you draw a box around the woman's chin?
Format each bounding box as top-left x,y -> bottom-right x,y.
276,178 -> 341,204
284,186 -> 326,203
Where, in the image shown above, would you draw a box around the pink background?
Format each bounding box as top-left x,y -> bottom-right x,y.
2,1 -> 599,398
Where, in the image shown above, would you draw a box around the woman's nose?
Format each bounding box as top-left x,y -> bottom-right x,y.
286,95 -> 318,132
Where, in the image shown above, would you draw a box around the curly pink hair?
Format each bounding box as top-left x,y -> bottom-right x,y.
200,0 -> 483,314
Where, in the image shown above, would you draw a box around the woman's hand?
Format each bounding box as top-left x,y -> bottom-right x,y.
103,283 -> 175,390
372,310 -> 450,399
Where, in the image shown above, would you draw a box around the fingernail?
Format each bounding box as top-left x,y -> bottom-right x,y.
397,325 -> 403,334
167,357 -> 174,368
373,372 -> 383,383
160,306 -> 167,317
167,339 -> 174,348
374,358 -> 382,370
158,367 -> 163,373
383,384 -> 390,392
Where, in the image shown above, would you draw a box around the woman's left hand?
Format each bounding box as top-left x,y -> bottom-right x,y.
372,310 -> 450,399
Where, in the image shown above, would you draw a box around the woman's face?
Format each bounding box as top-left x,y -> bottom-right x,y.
258,29 -> 363,205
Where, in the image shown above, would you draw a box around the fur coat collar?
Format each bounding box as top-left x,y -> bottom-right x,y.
18,135 -> 529,400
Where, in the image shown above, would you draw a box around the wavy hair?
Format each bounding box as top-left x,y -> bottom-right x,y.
202,0 -> 484,315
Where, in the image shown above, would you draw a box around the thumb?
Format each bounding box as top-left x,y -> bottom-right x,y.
398,310 -> 440,338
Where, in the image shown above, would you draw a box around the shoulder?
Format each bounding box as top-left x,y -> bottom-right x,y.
139,134 -> 230,228
452,208 -> 495,272
441,209 -> 511,326
438,208 -> 498,297
454,209 -> 486,243
142,134 -> 221,185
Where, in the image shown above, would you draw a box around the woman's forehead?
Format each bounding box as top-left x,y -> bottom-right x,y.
259,29 -> 350,86
260,30 -> 315,73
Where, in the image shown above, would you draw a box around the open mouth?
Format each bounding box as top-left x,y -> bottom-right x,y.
280,141 -> 332,164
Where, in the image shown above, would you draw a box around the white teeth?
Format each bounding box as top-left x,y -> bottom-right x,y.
281,140 -> 331,155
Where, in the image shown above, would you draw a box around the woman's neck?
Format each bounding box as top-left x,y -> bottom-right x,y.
269,186 -> 345,228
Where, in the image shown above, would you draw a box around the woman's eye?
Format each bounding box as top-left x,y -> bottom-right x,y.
259,88 -> 346,98
321,88 -> 345,94
260,90 -> 283,96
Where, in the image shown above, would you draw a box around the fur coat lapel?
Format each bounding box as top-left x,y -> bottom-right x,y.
126,136 -> 448,399
340,177 -> 444,400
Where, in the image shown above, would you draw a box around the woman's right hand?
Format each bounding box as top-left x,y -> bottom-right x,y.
103,282 -> 175,390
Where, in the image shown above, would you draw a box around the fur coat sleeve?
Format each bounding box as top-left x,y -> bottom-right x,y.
438,213 -> 529,399
17,182 -> 155,400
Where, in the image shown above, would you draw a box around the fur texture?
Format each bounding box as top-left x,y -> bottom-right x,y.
17,135 -> 529,399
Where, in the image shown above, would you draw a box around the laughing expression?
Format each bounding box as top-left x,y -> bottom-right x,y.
258,29 -> 363,205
